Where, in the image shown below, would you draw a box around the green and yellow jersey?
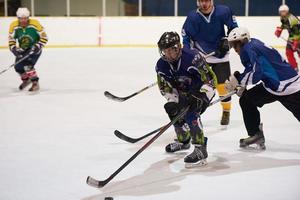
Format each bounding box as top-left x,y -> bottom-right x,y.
8,18 -> 48,50
280,14 -> 300,41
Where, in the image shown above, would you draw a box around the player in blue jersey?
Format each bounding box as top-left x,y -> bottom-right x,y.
225,27 -> 300,150
155,32 -> 217,168
182,0 -> 238,126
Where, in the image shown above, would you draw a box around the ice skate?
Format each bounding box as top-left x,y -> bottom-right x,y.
19,79 -> 31,90
28,81 -> 40,92
184,137 -> 208,168
240,124 -> 266,150
220,110 -> 230,126
165,140 -> 190,153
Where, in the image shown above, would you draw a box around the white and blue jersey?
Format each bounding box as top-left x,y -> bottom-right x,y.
238,38 -> 300,96
182,5 -> 238,63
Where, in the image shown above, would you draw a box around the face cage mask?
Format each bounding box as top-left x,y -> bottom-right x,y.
159,44 -> 182,63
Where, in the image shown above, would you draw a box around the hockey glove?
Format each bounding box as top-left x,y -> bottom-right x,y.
215,37 -> 230,58
275,27 -> 282,38
192,53 -> 205,68
11,46 -> 25,58
225,75 -> 238,93
225,71 -> 245,97
29,44 -> 42,55
188,91 -> 209,113
164,102 -> 185,126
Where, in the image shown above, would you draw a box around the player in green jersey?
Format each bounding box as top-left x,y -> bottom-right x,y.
275,4 -> 300,72
8,7 -> 48,91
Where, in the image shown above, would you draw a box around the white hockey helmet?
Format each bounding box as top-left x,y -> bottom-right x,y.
278,4 -> 289,13
16,7 -> 30,18
228,27 -> 250,43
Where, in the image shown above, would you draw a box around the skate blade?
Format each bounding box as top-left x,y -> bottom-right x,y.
220,125 -> 228,130
240,143 -> 266,151
185,159 -> 207,169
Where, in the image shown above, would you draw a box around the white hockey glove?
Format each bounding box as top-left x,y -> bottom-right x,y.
225,72 -> 245,97
225,75 -> 238,93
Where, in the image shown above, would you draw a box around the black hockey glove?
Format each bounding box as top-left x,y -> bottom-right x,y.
188,91 -> 209,113
164,102 -> 185,126
11,46 -> 25,58
29,44 -> 42,55
192,53 -> 205,68
215,37 -> 230,58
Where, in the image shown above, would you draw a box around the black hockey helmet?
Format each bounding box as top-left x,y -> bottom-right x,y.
158,31 -> 180,51
157,32 -> 181,62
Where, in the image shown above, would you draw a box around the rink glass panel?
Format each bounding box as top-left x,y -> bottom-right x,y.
142,0 -> 175,16
249,0 -> 282,16
214,0 -> 245,16
285,0 -> 300,16
34,0 -> 67,16
178,0 -> 245,16
69,0 -> 103,16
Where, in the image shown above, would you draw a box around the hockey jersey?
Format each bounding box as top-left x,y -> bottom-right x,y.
280,13 -> 300,41
182,5 -> 238,63
9,18 -> 48,51
238,38 -> 300,96
155,47 -> 216,102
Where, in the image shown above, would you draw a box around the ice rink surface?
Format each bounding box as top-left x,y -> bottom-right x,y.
0,48 -> 299,200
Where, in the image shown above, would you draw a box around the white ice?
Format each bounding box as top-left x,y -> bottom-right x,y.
0,48 -> 299,200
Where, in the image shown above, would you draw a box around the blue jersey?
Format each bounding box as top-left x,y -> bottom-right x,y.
238,38 -> 300,96
155,48 -> 216,102
182,5 -> 237,63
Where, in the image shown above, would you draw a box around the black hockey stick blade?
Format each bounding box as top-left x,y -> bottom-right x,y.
104,91 -> 134,102
104,82 -> 157,102
86,176 -> 108,188
114,126 -> 163,143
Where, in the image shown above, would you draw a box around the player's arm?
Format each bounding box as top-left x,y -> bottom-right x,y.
235,51 -> 263,87
186,54 -> 216,110
189,53 -> 218,88
25,19 -> 48,56
224,7 -> 238,35
225,50 -> 263,97
156,66 -> 179,103
31,19 -> 48,48
8,21 -> 23,57
289,15 -> 300,41
182,15 -> 196,49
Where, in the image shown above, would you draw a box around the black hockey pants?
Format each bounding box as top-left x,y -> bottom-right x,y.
239,83 -> 300,136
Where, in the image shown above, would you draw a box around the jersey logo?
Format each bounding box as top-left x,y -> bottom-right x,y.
19,35 -> 34,50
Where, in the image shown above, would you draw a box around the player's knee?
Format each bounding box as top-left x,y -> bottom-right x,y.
14,64 -> 25,74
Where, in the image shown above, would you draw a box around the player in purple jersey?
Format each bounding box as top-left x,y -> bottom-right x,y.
225,27 -> 300,150
182,0 -> 238,126
155,31 -> 217,168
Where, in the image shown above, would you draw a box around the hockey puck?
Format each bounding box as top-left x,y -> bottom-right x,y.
104,197 -> 113,200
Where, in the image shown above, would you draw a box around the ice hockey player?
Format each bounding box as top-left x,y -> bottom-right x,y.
225,27 -> 300,150
8,7 -> 48,91
275,4 -> 300,72
156,31 -> 217,168
182,0 -> 238,126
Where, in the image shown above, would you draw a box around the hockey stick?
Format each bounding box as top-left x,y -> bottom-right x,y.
104,82 -> 157,102
280,36 -> 300,53
0,53 -> 32,76
86,106 -> 190,188
114,89 -> 237,143
104,51 -> 216,102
